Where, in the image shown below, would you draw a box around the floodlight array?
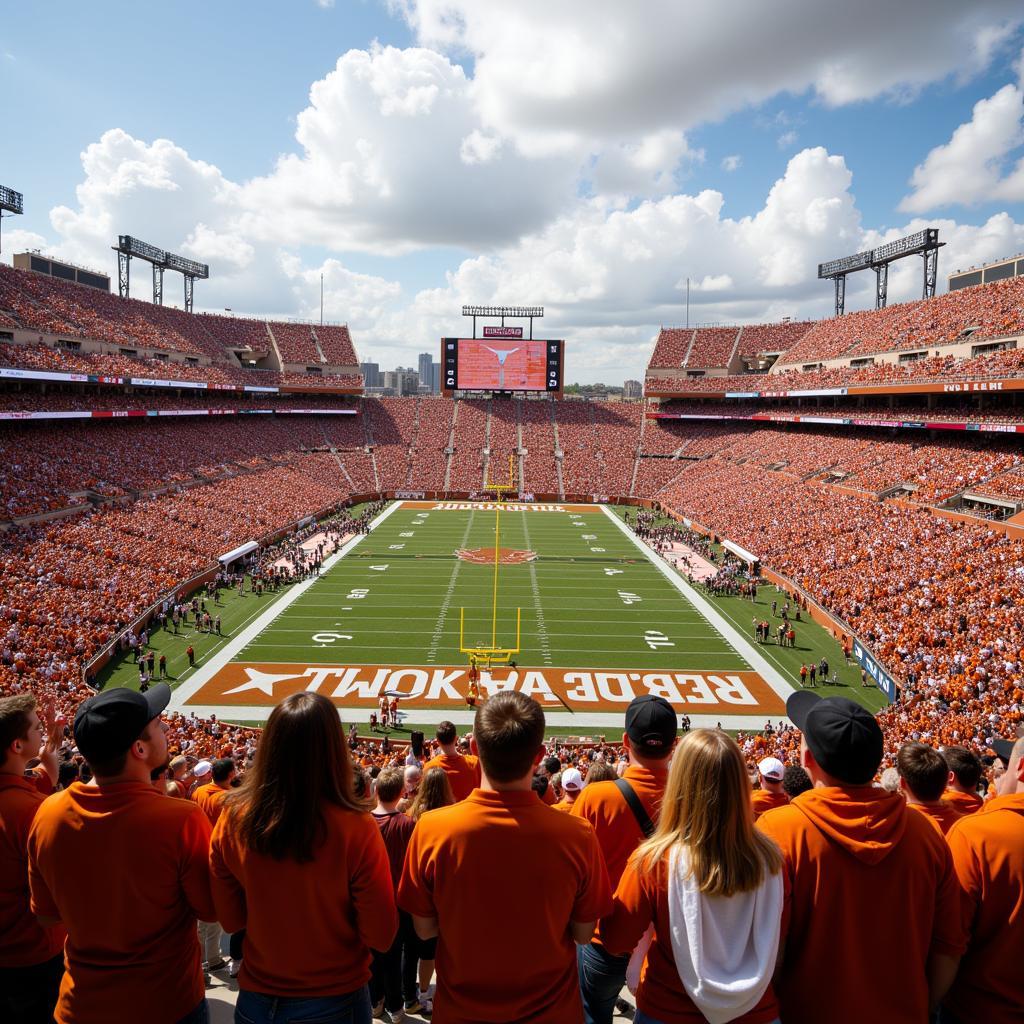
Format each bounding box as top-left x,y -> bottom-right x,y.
0,185 -> 23,215
462,305 -> 544,318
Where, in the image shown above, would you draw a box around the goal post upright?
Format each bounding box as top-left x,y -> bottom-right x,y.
459,453 -> 521,664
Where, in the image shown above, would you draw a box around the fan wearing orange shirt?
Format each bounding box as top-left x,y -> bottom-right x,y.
897,742 -> 965,835
942,735 -> 1024,1024
572,694 -> 678,1024
193,757 -> 236,827
750,757 -> 788,820
398,690 -> 611,1024
758,693 -> 967,1024
0,694 -> 65,1024
554,768 -> 584,812
422,720 -> 481,801
940,746 -> 985,816
28,684 -> 217,1024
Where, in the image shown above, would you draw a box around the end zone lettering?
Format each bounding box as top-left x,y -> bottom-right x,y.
187,662 -> 786,715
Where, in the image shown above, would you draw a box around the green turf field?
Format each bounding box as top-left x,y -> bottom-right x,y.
150,500 -> 893,727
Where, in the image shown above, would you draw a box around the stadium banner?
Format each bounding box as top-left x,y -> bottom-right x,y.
0,367 -> 91,384
186,662 -> 787,714
400,500 -> 599,513
851,640 -> 898,703
0,410 -> 91,420
482,326 -> 523,338
395,490 -> 427,499
130,376 -> 208,389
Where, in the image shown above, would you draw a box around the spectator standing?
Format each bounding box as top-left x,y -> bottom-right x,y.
781,765 -> 813,801
369,767 -> 424,1022
209,692 -> 396,1024
940,747 -> 985,816
897,743 -> 965,835
554,768 -> 585,812
751,757 -> 789,820
942,735 -> 1024,1023
758,693 -> 967,1023
27,684 -> 216,1024
422,720 -> 481,801
0,695 -> 65,1024
602,729 -> 786,1024
399,690 -> 611,1024
396,765 -> 421,813
572,695 -> 678,1024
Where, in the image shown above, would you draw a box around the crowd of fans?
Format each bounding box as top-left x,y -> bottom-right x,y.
685,327 -> 740,369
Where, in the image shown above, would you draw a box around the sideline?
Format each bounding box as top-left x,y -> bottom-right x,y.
167,501 -> 403,713
600,505 -> 795,715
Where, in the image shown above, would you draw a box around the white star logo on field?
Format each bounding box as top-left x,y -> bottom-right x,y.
224,668 -> 301,697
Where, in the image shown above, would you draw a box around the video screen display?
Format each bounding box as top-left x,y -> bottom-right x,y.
441,338 -> 563,392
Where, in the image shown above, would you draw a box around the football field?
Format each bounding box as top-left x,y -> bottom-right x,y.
170,501 -> 794,728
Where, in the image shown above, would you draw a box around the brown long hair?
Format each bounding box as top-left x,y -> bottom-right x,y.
225,692 -> 364,861
636,729 -> 782,897
408,766 -> 455,820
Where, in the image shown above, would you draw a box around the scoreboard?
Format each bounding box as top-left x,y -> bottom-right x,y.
441,338 -> 563,393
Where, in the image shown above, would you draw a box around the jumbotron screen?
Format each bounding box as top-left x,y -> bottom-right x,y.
441,338 -> 563,392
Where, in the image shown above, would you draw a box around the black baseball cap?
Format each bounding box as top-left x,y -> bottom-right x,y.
74,684 -> 171,766
625,695 -> 677,755
786,691 -> 883,785
992,737 -> 1021,765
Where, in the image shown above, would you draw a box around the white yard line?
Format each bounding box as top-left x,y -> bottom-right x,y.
167,501 -> 404,712
520,512 -> 552,666
600,505 -> 794,709
426,512 -> 476,663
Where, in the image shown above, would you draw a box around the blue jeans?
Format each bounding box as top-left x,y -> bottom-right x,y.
577,942 -> 629,1024
235,987 -> 371,1024
635,1016 -> 780,1024
176,999 -> 210,1024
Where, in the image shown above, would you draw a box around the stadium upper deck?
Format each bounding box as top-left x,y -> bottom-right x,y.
647,275 -> 1024,397
0,264 -> 361,390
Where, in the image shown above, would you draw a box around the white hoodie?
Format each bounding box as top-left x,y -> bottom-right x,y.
663,845 -> 783,1024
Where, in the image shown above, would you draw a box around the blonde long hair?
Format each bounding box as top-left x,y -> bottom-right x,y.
635,729 -> 782,897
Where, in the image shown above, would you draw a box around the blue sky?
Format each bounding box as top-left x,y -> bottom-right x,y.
2,1 -> 1023,382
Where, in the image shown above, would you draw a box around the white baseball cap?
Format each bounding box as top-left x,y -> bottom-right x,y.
193,760 -> 213,777
561,768 -> 584,792
757,757 -> 785,782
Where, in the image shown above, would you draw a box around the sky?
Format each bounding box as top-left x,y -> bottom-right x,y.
2,0 -> 1024,384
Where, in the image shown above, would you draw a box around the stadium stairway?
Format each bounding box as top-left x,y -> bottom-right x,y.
443,400 -> 457,490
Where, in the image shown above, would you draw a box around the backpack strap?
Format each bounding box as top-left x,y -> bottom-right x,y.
614,777 -> 655,838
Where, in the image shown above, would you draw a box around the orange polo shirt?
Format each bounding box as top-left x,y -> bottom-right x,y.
193,780 -> 230,826
944,792 -> 1024,1023
942,788 -> 984,816
28,780 -> 215,1024
210,802 -> 397,997
0,773 -> 65,967
422,751 -> 481,802
571,763 -> 668,946
602,853 -> 789,1024
398,788 -> 611,1024
758,786 -> 967,1024
751,788 -> 788,820
909,800 -> 964,836
553,797 -> 578,813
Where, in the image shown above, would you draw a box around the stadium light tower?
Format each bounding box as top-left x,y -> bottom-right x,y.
112,235 -> 210,311
462,305 -> 544,339
0,184 -> 25,258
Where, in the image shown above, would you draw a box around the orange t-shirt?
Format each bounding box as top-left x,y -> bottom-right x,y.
553,797 -> 577,813
28,780 -> 216,1024
909,800 -> 964,836
944,792 -> 1024,1024
0,773 -> 65,967
942,788 -> 984,816
758,787 -> 967,1024
751,789 -> 789,820
571,764 -> 668,944
602,853 -> 789,1024
398,788 -> 611,1024
210,802 -> 397,997
193,781 -> 230,826
422,751 -> 481,802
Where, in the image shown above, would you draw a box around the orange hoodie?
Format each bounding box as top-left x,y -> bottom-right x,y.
758,786 -> 967,1024
943,792 -> 1024,1024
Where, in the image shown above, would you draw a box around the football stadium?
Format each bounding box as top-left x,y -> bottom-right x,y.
2,5 -> 1024,1024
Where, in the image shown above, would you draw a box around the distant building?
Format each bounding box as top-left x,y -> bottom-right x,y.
623,379 -> 642,399
418,352 -> 434,390
360,361 -> 380,388
383,367 -> 420,397
431,361 -> 441,393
